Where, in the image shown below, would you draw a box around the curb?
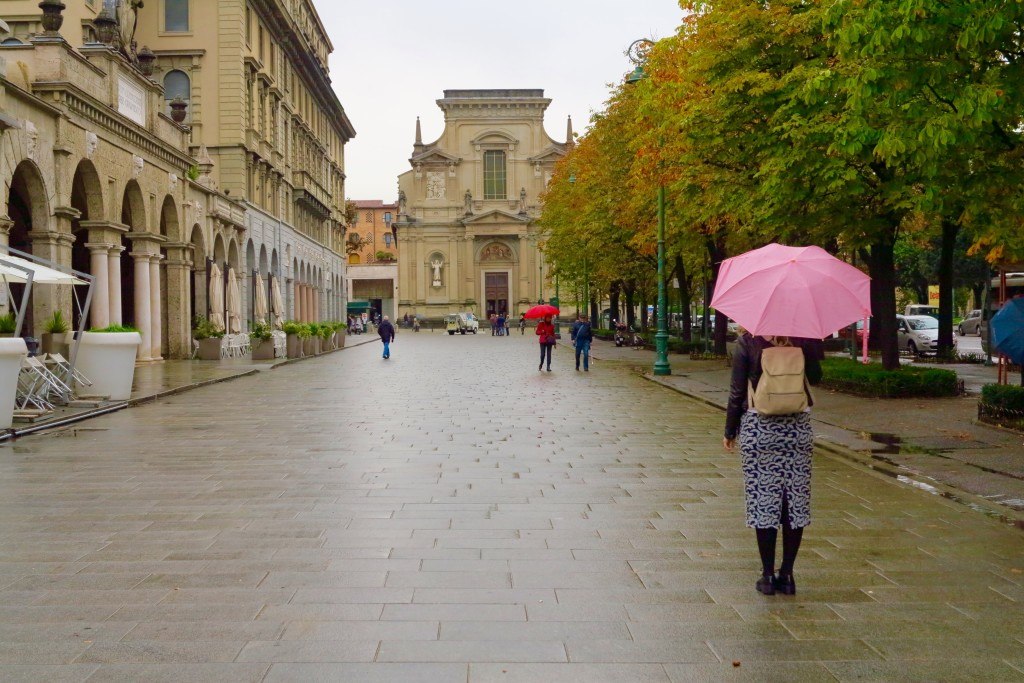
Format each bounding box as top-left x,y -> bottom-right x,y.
271,337 -> 376,369
641,372 -> 1024,530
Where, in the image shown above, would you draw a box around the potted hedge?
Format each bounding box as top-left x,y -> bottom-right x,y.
74,324 -> 141,400
332,321 -> 347,349
193,317 -> 225,360
0,312 -> 16,338
41,311 -> 70,356
250,321 -> 274,360
305,323 -> 321,356
318,322 -> 335,351
282,320 -> 307,359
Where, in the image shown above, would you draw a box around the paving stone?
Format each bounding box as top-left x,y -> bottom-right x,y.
823,659 -> 1023,682
81,663 -> 270,682
377,640 -> 567,663
263,663 -> 467,683
234,640 -> 378,662
74,640 -> 246,664
470,663 -> 670,682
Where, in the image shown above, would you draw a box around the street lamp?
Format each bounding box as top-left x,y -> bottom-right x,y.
625,38 -> 671,376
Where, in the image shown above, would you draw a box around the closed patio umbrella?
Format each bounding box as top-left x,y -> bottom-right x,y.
254,272 -> 268,326
270,276 -> 285,329
226,267 -> 243,334
208,263 -> 225,330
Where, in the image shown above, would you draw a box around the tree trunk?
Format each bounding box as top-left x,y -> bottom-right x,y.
590,295 -> 599,328
675,255 -> 692,341
609,281 -> 621,327
937,219 -> 958,355
640,293 -> 648,330
861,237 -> 900,370
624,282 -> 636,329
706,235 -> 729,355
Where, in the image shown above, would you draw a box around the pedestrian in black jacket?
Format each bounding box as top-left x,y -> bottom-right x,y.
574,315 -> 593,371
378,316 -> 396,360
723,333 -> 822,596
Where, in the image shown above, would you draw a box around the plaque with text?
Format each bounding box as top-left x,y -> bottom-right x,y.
118,75 -> 146,126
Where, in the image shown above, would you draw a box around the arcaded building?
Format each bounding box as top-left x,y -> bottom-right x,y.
0,0 -> 353,359
395,90 -> 571,320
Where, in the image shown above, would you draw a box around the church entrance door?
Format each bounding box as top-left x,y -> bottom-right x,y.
485,272 -> 509,317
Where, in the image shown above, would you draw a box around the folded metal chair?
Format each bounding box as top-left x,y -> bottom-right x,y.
44,353 -> 92,389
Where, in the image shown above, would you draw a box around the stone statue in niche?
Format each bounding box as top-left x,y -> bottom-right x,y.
430,258 -> 443,288
398,189 -> 407,215
425,171 -> 446,200
463,190 -> 473,215
519,188 -> 527,214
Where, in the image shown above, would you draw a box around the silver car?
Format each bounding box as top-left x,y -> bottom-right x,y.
897,314 -> 957,356
958,309 -> 983,336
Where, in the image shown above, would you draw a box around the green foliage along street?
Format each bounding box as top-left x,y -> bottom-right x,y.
540,0 -> 1024,369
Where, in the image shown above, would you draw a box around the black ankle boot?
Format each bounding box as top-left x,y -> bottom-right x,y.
774,573 -> 796,595
756,574 -> 776,595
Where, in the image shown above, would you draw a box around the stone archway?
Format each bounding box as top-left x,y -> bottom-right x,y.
189,224 -> 206,326
70,160 -> 104,330
5,160 -> 50,333
154,195 -> 178,359
245,239 -> 256,327
119,181 -> 146,328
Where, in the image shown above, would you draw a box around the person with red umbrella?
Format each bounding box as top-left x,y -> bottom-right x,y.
525,304 -> 559,371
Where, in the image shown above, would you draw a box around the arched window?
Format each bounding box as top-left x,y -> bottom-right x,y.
348,253 -> 361,265
163,70 -> 190,117
164,0 -> 190,32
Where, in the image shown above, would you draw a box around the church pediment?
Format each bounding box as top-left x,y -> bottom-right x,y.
461,209 -> 531,225
410,148 -> 462,165
528,145 -> 566,163
470,130 -> 519,147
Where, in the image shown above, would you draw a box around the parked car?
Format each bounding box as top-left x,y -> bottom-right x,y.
897,314 -> 956,356
838,319 -> 867,342
958,309 -> 983,336
904,304 -> 940,319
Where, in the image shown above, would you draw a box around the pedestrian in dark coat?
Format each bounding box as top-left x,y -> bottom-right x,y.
574,315 -> 593,371
378,316 -> 396,360
724,333 -> 822,596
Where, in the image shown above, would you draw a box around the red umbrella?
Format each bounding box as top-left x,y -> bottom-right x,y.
524,304 -> 559,319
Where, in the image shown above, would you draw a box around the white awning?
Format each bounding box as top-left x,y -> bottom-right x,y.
0,254 -> 88,285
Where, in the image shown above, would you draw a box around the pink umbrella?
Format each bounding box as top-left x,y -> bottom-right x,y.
711,244 -> 871,359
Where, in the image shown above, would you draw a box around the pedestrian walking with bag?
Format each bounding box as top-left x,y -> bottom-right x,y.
535,314 -> 556,371
573,315 -> 593,371
378,315 -> 396,360
723,332 -> 822,596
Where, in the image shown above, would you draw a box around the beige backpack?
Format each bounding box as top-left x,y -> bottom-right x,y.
750,346 -> 809,416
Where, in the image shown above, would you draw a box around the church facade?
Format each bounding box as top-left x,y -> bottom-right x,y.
395,90 -> 571,320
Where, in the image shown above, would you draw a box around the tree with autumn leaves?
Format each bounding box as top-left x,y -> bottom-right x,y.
541,0 -> 1024,369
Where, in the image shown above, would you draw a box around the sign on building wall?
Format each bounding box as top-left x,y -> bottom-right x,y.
117,76 -> 146,126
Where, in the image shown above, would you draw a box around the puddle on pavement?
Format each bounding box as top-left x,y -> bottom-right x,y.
868,432 -> 902,454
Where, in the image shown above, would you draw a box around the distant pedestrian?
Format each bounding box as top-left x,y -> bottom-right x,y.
569,314 -> 582,345
504,316 -> 511,336
536,314 -> 555,371
378,315 -> 396,360
724,333 -> 822,596
574,315 -> 593,371
496,314 -> 506,336
519,314 -> 526,335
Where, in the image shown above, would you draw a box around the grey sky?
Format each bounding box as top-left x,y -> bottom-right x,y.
320,0 -> 685,201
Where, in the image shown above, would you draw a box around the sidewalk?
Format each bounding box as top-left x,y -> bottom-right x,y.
581,339 -> 1024,519
8,335 -> 377,438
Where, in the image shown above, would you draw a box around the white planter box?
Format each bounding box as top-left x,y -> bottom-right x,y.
0,338 -> 27,429
73,332 -> 142,401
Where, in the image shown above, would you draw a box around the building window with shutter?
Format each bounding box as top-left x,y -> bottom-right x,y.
483,150 -> 506,200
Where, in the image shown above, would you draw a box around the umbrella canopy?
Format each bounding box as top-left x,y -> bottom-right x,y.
270,276 -> 285,329
226,267 -> 243,334
991,298 -> 1024,365
0,254 -> 88,285
208,263 -> 225,330
711,244 -> 871,339
523,304 -> 560,319
254,273 -> 269,326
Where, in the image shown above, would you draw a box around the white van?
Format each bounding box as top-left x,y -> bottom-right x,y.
904,304 -> 939,319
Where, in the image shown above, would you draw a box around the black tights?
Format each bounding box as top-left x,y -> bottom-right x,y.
754,494 -> 804,577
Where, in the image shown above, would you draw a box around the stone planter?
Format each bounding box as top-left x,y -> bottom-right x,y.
74,331 -> 141,401
0,338 -> 27,429
303,337 -> 319,356
251,338 -> 274,360
336,330 -> 346,348
196,337 -> 223,361
40,332 -> 69,357
286,334 -> 303,359
169,97 -> 187,123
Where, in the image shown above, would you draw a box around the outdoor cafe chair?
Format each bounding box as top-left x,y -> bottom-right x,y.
44,353 -> 92,389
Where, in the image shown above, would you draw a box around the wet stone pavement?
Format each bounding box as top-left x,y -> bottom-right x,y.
0,332 -> 1022,682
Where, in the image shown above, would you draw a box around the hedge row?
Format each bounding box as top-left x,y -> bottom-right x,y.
819,359 -> 960,398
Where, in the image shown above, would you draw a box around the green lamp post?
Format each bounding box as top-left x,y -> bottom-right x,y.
626,39 -> 670,376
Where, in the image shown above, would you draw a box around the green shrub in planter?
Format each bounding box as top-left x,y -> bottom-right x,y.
282,321 -> 311,338
820,359 -> 960,398
192,317 -> 225,340
250,321 -> 274,360
90,324 -> 140,333
44,311 -> 70,334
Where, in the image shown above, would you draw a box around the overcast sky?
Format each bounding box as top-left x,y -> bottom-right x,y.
320,0 -> 686,201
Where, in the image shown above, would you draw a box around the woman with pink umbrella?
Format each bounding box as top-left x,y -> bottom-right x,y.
715,244 -> 870,597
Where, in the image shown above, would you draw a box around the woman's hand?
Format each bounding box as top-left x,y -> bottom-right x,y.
723,437 -> 736,452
